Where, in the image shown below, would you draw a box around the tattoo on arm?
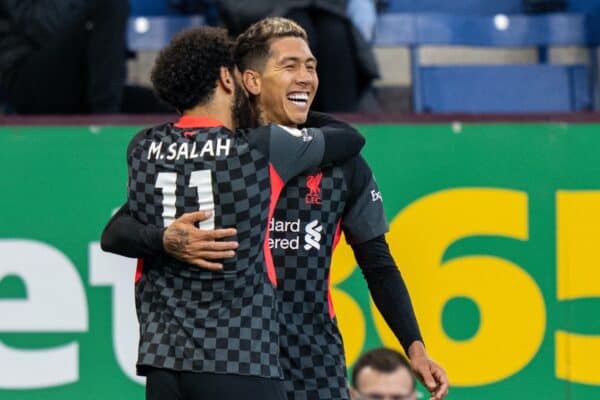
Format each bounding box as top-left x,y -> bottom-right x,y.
165,227 -> 190,255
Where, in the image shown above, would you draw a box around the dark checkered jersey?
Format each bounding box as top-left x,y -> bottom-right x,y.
269,155 -> 388,399
126,115 -> 329,379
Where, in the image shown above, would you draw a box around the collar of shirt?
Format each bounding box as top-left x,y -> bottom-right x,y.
174,115 -> 224,128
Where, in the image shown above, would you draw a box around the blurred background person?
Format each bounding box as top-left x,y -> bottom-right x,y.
0,0 -> 169,114
351,347 -> 418,400
214,0 -> 380,113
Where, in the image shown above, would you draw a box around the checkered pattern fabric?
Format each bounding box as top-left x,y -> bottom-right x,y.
128,123 -> 281,378
270,167 -> 352,399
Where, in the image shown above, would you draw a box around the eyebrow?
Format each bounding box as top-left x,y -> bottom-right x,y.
279,56 -> 317,65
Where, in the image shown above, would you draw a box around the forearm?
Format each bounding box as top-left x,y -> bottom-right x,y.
100,204 -> 164,258
352,235 -> 423,352
320,125 -> 364,164
303,111 -> 365,164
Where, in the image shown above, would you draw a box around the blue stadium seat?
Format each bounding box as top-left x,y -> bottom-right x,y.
420,65 -> 590,112
568,0 -> 600,12
568,0 -> 600,45
386,0 -> 523,14
374,13 -> 594,112
127,15 -> 205,51
129,0 -> 171,16
374,13 -> 588,46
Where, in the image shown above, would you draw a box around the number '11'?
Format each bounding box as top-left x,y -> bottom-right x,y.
155,170 -> 214,229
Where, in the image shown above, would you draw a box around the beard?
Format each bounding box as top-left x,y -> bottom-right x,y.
232,81 -> 259,129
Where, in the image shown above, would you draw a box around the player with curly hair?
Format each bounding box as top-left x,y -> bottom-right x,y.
108,26 -> 364,400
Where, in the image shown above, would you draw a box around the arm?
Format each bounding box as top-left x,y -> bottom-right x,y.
353,236 -> 448,400
101,205 -> 239,270
101,128 -> 238,269
304,112 -> 366,164
246,124 -> 364,183
318,124 -> 365,165
101,204 -> 163,259
351,235 -> 422,351
341,155 -> 449,399
303,111 -> 350,130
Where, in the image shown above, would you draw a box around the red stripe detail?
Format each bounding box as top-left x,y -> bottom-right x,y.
135,258 -> 144,283
327,219 -> 343,319
264,164 -> 285,287
174,115 -> 224,128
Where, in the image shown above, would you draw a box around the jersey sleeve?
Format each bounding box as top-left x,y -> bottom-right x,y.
341,155 -> 389,245
101,203 -> 164,258
246,123 -> 364,183
303,110 -> 351,130
245,124 -> 323,182
351,235 -> 423,351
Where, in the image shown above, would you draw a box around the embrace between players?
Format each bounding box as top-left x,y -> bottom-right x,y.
101,17 -> 449,400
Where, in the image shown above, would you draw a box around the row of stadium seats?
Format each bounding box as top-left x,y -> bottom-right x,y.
376,13 -> 594,113
127,11 -> 598,113
128,0 -> 600,16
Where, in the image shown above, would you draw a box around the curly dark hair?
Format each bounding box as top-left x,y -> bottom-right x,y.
234,17 -> 307,73
151,27 -> 234,112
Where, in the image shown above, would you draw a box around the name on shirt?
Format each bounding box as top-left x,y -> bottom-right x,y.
147,139 -> 231,161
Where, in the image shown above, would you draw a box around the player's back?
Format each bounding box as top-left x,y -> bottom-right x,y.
129,121 -> 271,278
124,115 -> 364,379
127,119 -> 282,378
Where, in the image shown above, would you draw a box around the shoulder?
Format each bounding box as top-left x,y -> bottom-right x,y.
341,154 -> 372,176
126,123 -> 170,157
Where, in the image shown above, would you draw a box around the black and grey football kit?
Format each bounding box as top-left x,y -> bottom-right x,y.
102,113 -> 421,400
122,115 -> 363,397
271,154 -> 422,400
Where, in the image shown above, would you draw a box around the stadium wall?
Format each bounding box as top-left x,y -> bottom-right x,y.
1,120 -> 599,399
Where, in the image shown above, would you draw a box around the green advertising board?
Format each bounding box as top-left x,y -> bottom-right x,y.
1,122 -> 599,399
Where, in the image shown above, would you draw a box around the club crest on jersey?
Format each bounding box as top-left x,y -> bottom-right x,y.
305,172 -> 323,205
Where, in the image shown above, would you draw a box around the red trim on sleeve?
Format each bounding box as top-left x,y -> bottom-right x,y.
264,164 -> 285,287
135,258 -> 144,283
327,219 -> 343,319
174,115 -> 225,128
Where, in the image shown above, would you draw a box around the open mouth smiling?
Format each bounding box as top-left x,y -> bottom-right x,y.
287,92 -> 309,107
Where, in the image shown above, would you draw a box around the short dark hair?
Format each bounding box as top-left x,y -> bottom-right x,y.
234,17 -> 308,73
151,27 -> 234,112
352,348 -> 415,389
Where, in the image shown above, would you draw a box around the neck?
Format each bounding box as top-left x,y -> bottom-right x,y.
259,110 -> 297,128
184,101 -> 234,130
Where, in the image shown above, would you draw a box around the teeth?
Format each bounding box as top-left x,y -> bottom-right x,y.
287,93 -> 308,102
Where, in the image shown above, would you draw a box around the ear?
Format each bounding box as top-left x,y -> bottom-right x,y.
218,67 -> 234,94
242,69 -> 261,96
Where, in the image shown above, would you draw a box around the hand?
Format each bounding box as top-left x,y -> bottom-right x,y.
163,211 -> 238,270
408,342 -> 449,400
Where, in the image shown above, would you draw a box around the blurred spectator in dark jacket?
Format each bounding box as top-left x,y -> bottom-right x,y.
0,0 -> 169,114
215,0 -> 380,112
523,0 -> 566,13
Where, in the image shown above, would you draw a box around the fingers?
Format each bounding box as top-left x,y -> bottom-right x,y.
198,240 -> 238,251
165,212 -> 239,270
202,228 -> 238,240
193,250 -> 236,260
177,210 -> 213,223
172,213 -> 237,241
417,364 -> 437,392
430,366 -> 449,399
189,258 -> 224,271
185,238 -> 238,252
